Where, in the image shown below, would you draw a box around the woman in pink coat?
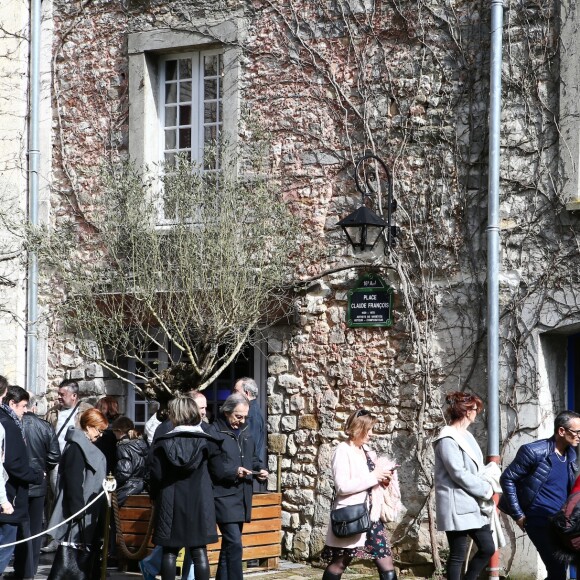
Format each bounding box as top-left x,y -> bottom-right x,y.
321,409 -> 398,580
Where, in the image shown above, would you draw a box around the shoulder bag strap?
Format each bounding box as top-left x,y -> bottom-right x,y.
56,401 -> 82,438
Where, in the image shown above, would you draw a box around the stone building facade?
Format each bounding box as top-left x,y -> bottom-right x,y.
2,0 -> 580,577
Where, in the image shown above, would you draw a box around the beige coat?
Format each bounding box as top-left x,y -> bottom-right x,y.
325,441 -> 382,548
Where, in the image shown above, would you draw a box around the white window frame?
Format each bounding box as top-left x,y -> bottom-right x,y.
128,23 -> 243,219
125,337 -> 267,428
157,49 -> 224,224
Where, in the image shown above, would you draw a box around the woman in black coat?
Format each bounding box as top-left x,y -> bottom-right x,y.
112,416 -> 149,506
206,393 -> 268,580
148,394 -> 219,580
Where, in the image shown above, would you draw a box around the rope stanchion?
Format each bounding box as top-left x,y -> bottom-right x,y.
111,490 -> 155,561
0,488 -> 108,549
0,477 -> 155,564
101,474 -> 117,580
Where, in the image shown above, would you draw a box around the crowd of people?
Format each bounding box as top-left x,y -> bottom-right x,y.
324,393 -> 580,580
0,371 -> 578,580
0,375 -> 267,580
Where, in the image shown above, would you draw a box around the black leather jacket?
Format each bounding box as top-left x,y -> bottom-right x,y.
115,436 -> 148,505
23,412 -> 60,498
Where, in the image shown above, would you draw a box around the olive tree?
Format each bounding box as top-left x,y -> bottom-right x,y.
40,151 -> 301,401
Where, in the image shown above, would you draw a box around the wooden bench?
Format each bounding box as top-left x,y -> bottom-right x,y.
116,492 -> 282,574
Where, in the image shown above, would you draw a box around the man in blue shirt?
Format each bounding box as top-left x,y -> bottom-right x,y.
500,410 -> 580,579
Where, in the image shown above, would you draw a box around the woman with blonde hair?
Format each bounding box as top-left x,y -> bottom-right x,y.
321,409 -> 398,580
148,394 -> 219,580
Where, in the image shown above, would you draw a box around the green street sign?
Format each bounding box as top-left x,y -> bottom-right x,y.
347,273 -> 393,328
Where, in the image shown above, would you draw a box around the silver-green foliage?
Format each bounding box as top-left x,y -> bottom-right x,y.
43,154 -> 300,399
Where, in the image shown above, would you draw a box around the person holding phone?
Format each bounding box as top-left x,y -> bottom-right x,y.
321,408 -> 398,580
433,391 -> 495,580
206,393 -> 267,580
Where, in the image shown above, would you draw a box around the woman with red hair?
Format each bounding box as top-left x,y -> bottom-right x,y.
433,391 -> 495,580
47,408 -> 108,578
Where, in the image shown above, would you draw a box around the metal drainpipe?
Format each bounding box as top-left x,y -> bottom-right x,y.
487,0 -> 504,577
26,0 -> 41,394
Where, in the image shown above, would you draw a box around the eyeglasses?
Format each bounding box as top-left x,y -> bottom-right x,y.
355,409 -> 371,417
565,427 -> 580,437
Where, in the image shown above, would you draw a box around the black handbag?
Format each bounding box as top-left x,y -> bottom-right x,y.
330,501 -> 371,538
47,521 -> 96,580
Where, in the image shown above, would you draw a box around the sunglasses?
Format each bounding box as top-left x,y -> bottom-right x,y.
355,409 -> 371,418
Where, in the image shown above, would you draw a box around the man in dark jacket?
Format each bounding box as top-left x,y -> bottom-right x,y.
499,410 -> 580,579
0,386 -> 44,577
11,408 -> 60,579
232,378 -> 266,464
206,393 -> 267,580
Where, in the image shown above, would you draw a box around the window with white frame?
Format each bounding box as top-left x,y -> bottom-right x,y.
128,25 -> 241,220
159,51 -> 223,222
160,51 -> 223,169
125,337 -> 267,429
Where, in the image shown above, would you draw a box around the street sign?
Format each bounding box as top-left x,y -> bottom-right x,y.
347,273 -> 393,328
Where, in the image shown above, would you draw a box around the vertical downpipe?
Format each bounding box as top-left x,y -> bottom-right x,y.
487,0 -> 504,577
26,0 -> 41,394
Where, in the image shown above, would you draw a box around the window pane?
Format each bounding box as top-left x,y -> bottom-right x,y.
165,82 -> 178,104
204,102 -> 217,123
165,151 -> 176,167
179,81 -> 192,102
204,78 -> 217,100
204,55 -> 219,76
204,125 -> 217,143
165,106 -> 177,127
179,127 -> 192,149
179,104 -> 191,126
179,58 -> 192,79
134,405 -> 146,423
165,60 -> 178,81
204,142 -> 220,170
164,129 -> 176,150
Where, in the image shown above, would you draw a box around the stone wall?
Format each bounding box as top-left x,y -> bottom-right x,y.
5,0 -> 580,577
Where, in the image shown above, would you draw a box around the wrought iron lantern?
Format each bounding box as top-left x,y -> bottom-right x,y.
337,154 -> 398,251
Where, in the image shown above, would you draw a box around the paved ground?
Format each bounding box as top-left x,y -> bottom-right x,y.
11,556 -> 389,579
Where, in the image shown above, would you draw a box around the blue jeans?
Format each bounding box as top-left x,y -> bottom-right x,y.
526,522 -> 568,580
141,544 -> 194,580
0,523 -> 18,574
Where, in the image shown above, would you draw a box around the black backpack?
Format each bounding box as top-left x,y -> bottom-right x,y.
550,491 -> 580,559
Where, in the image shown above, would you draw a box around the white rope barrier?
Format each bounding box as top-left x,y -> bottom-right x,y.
0,477 -> 118,549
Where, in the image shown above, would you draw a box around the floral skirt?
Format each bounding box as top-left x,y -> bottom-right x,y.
321,520 -> 392,561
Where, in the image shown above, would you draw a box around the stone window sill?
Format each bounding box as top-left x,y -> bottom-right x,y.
565,199 -> 580,211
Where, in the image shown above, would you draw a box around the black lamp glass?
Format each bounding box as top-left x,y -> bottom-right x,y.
337,205 -> 387,251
